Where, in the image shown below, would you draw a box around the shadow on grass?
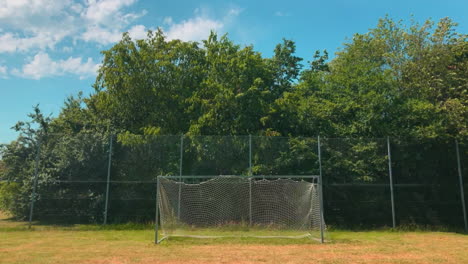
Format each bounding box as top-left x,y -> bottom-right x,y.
0,216 -> 154,232
2,211 -> 466,240
327,224 -> 468,235
156,236 -> 321,246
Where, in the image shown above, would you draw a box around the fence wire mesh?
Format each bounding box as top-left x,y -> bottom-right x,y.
461,140 -> 468,230
0,134 -> 467,233
392,139 -> 465,227
108,135 -> 179,223
321,138 -> 391,227
30,133 -> 109,224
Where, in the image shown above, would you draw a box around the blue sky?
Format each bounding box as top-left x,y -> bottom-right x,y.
1,0 -> 467,143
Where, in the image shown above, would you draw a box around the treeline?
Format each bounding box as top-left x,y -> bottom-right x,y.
4,16 -> 467,141
0,17 -> 467,226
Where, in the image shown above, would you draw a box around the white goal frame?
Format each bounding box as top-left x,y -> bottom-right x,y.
155,175 -> 325,244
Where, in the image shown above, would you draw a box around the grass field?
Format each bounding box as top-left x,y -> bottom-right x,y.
1,212 -> 468,264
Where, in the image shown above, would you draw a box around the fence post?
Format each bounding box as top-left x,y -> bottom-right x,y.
387,137 -> 396,228
455,139 -> 468,232
249,135 -> 252,176
248,135 -> 253,226
249,177 -> 253,227
28,138 -> 41,228
103,133 -> 113,225
179,135 -> 184,177
317,136 -> 324,243
155,176 -> 160,244
177,135 -> 184,219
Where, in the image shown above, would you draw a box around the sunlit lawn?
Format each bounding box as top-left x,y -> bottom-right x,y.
1,211 -> 467,264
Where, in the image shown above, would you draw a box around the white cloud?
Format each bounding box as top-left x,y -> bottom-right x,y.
70,2 -> 84,13
164,8 -> 241,42
80,0 -> 147,44
83,0 -> 137,26
166,17 -> 223,42
0,2 -> 244,80
0,0 -> 77,52
0,0 -> 73,21
0,1 -> 241,52
0,0 -> 146,52
165,20 -> 215,42
0,31 -> 70,53
128,25 -> 147,40
81,26 -> 123,45
0,65 -> 7,78
0,33 -> 21,53
13,52 -> 100,80
81,24 -> 149,44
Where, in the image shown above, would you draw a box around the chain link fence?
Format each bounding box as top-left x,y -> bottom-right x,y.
0,134 -> 466,231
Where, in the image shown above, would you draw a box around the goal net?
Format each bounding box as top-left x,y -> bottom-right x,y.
155,176 -> 326,243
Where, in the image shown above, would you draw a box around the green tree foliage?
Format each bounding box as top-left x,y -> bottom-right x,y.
323,16 -> 466,139
90,29 -> 205,135
1,17 -> 466,225
187,33 -> 274,135
85,18 -> 466,140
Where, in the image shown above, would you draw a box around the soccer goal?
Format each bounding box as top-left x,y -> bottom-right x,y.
155,175 -> 326,243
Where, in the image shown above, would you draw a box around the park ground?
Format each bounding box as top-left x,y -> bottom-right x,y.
1,211 -> 468,264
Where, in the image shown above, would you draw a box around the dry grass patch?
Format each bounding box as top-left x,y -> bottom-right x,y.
1,216 -> 467,264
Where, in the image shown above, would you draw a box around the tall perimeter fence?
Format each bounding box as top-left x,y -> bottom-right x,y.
0,134 -> 467,231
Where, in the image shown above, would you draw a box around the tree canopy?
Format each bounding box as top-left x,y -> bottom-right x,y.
82,17 -> 468,140
1,17 -> 467,226
0,17 -> 462,142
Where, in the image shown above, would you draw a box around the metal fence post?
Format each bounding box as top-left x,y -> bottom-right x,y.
249,177 -> 253,227
103,133 -> 113,225
455,139 -> 468,232
155,176 -> 160,244
249,135 -> 252,176
28,138 -> 41,228
179,135 -> 184,177
248,135 -> 253,227
317,136 -> 324,243
177,135 -> 184,219
387,137 -> 396,228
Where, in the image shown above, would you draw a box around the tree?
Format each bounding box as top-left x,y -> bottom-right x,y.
1,17 -> 466,224
187,33 -> 273,135
268,39 -> 303,97
91,29 -> 206,135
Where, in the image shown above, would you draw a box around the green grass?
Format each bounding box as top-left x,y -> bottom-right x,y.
1,212 -> 468,264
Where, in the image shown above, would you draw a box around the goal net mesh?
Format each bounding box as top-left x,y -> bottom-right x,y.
157,176 -> 325,240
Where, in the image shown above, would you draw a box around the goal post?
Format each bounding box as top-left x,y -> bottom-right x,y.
155,175 -> 326,243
